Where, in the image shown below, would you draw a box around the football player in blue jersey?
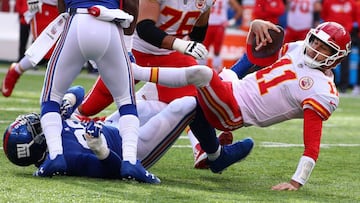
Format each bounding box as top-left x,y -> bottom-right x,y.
3,86 -> 196,181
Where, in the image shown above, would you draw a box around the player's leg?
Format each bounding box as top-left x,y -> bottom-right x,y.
137,96 -> 197,169
76,76 -> 113,116
134,64 -> 253,172
189,103 -> 253,173
197,25 -> 214,66
197,69 -> 244,131
1,12 -> 66,97
132,64 -> 213,88
96,24 -> 159,184
32,3 -> 59,60
211,25 -> 226,73
191,70 -> 252,172
37,16 -> 86,177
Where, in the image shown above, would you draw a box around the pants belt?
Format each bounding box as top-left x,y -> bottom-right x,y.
68,8 -> 89,15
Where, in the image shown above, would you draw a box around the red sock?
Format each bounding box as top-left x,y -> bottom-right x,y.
78,77 -> 113,116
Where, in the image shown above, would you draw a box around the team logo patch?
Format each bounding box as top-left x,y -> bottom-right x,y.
299,76 -> 314,90
195,0 -> 206,9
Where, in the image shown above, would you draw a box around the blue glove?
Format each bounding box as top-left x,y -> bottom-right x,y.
60,86 -> 85,119
85,120 -> 103,138
60,99 -> 73,119
33,154 -> 67,177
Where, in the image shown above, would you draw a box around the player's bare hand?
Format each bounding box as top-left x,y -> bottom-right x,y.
271,182 -> 300,191
250,19 -> 281,50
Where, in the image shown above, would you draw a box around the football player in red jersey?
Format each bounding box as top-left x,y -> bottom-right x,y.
131,20 -> 351,190
1,0 -> 59,97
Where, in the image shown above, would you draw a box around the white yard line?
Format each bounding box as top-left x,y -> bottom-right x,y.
176,136 -> 360,148
171,143 -> 360,148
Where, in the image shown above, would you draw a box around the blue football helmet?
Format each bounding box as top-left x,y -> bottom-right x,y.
3,113 -> 47,167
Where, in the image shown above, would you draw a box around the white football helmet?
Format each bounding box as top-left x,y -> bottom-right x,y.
303,22 -> 351,70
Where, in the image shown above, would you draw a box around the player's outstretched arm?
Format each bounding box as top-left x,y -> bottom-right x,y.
272,109 -> 322,191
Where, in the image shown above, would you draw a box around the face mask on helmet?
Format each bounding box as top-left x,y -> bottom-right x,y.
3,113 -> 47,167
303,22 -> 351,70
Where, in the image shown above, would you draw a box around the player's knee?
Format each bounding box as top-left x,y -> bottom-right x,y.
186,65 -> 213,87
168,96 -> 197,115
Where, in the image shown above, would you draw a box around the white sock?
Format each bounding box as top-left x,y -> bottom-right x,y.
186,127 -> 199,150
18,56 -> 35,72
212,55 -> 222,73
197,58 -> 207,65
41,113 -> 63,159
119,114 -> 140,165
132,64 -> 188,87
207,146 -> 221,161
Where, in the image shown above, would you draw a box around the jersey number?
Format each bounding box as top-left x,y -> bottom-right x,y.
255,58 -> 296,95
160,7 -> 201,35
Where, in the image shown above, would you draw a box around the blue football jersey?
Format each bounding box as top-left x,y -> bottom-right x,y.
61,120 -> 123,178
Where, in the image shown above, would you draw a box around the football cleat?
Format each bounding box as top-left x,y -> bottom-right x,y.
209,138 -> 254,174
1,63 -> 21,97
193,143 -> 209,169
121,160 -> 161,184
218,131 -> 233,146
33,154 -> 67,177
194,131 -> 234,169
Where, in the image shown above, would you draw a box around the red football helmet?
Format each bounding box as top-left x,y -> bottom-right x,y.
303,22 -> 351,70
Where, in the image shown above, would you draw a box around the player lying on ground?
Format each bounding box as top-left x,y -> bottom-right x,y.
131,21 -> 352,190
3,86 -> 253,181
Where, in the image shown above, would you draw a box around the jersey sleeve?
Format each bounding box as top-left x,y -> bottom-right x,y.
302,92 -> 338,121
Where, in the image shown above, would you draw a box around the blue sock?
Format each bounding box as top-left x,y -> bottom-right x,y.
230,53 -> 254,79
189,103 -> 219,154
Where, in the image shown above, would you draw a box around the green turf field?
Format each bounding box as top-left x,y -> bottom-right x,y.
0,62 -> 359,202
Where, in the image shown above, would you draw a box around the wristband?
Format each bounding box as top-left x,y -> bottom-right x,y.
172,38 -> 187,53
291,156 -> 315,185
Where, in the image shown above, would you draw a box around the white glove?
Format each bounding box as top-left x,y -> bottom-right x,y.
172,38 -> 208,60
24,10 -> 36,23
27,0 -> 42,13
88,5 -> 134,28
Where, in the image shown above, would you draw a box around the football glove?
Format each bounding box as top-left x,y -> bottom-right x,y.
27,0 -> 42,13
85,120 -> 103,138
60,99 -> 73,119
85,121 -> 109,159
172,38 -> 208,60
88,5 -> 134,28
